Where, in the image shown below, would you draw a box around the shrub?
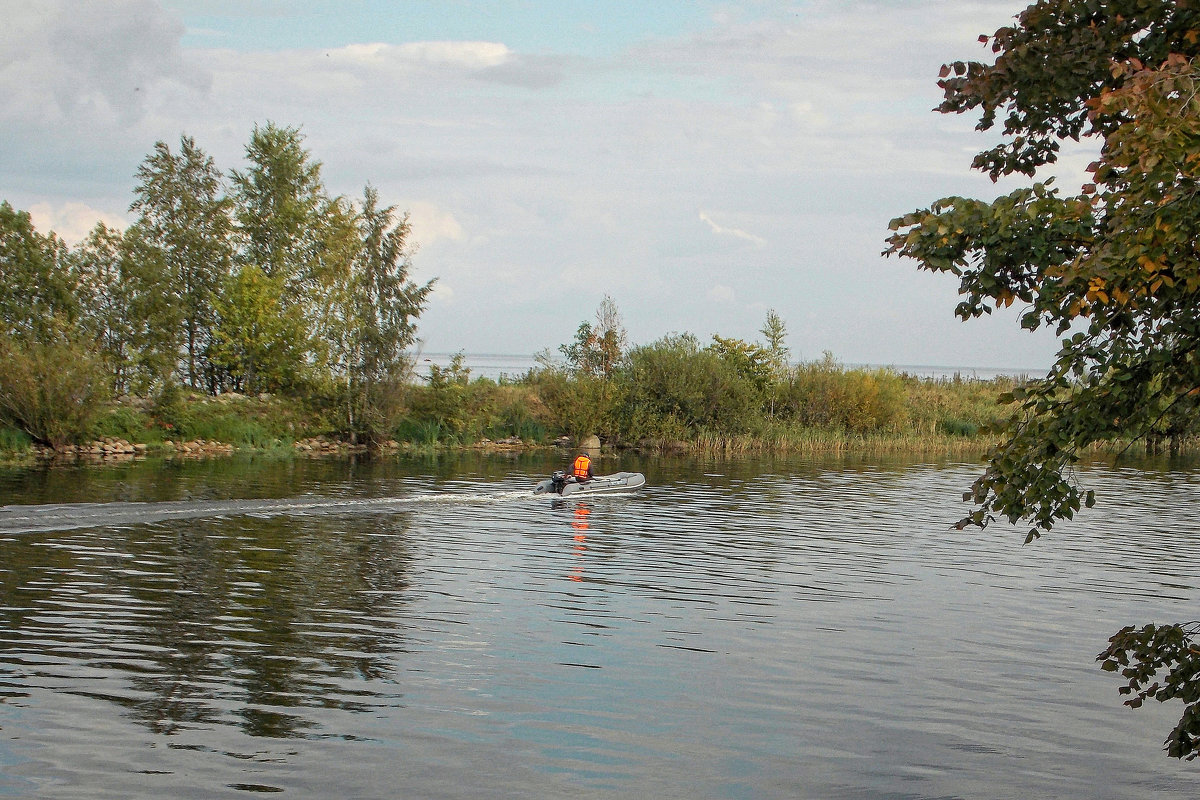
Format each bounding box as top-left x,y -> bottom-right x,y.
527,368 -> 615,440
0,426 -> 32,454
615,334 -> 760,439
939,418 -> 980,437
902,374 -> 1016,437
0,335 -> 109,447
393,418 -> 443,446
777,354 -> 905,433
92,405 -> 152,441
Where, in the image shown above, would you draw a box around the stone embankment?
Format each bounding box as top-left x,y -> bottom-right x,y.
294,436 -> 364,455
293,436 -> 399,455
33,437 -> 235,460
41,438 -> 148,459
160,439 -> 236,457
472,436 -> 528,450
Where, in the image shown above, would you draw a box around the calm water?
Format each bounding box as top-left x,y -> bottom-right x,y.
0,452 -> 1198,799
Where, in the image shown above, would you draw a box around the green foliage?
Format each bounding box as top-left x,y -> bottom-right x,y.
397,357 -> 546,446
120,225 -> 185,394
230,122 -> 326,288
178,409 -> 275,447
91,406 -> 151,442
130,135 -> 233,390
776,354 -> 905,434
393,418 -> 445,447
0,201 -> 76,342
886,4 -> 1200,538
708,335 -> 775,398
618,334 -> 759,440
0,426 -> 32,454
933,0 -> 1200,180
901,373 -> 1018,437
328,185 -> 434,444
558,295 -> 627,380
417,353 -> 473,437
211,265 -> 309,395
0,334 -> 109,447
149,381 -> 191,437
4,123 -> 433,443
938,418 -> 980,437
1099,623 -> 1200,760
72,223 -> 139,395
759,308 -> 790,373
531,367 -> 615,440
887,1 -> 1200,759
488,402 -> 546,442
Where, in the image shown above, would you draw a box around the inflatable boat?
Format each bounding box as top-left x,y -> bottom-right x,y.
534,470 -> 646,497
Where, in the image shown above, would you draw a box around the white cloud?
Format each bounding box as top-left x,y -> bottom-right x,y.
699,210 -> 766,247
406,202 -> 464,249
0,0 -> 207,127
392,41 -> 512,69
27,202 -> 128,245
708,284 -> 737,304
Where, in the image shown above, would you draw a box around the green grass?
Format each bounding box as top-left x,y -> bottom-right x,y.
0,426 -> 32,454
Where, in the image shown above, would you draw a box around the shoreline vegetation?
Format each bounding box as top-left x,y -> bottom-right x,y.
0,353 -> 1178,468
0,351 -> 1067,467
2,129 -> 1191,469
0,371 -> 1012,467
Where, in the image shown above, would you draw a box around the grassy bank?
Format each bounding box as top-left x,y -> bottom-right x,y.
0,357 -> 1024,465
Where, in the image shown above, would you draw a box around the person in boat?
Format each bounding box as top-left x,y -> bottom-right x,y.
571,452 -> 594,483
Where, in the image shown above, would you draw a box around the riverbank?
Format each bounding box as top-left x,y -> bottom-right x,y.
0,367 -> 1015,467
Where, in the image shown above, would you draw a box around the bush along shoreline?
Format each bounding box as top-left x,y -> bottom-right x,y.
6,291 -> 1182,467
0,352 -> 1026,466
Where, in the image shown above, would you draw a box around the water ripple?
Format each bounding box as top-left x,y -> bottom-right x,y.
0,457 -> 1198,798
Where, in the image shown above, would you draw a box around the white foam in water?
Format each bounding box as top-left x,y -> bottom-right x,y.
0,489 -> 540,535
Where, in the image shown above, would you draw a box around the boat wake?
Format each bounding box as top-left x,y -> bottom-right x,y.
0,489 -> 536,536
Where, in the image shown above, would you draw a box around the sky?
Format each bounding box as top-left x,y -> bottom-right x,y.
2,0 -> 1092,370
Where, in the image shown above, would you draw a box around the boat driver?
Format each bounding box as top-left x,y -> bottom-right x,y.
571,453 -> 594,482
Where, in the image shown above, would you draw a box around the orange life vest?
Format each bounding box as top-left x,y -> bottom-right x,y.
572,454 -> 592,480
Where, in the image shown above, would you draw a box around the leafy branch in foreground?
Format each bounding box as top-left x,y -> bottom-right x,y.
1100,623 -> 1200,760
887,0 -> 1200,759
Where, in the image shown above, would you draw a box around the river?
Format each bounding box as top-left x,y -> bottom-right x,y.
0,451 -> 1197,799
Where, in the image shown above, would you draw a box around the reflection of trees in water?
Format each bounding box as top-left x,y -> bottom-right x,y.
0,512 -> 416,739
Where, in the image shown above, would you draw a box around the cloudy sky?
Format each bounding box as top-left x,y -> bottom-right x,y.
3,0 -> 1085,370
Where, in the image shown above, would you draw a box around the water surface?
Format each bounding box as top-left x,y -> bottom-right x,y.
0,452 -> 1197,799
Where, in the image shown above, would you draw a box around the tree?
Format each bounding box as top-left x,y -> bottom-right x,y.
559,295 -> 627,381
886,0 -> 1200,760
229,122 -> 339,390
72,223 -> 138,395
327,186 -> 433,443
759,309 -> 790,417
230,122 -> 326,293
707,335 -> 774,399
0,202 -> 105,445
0,201 -> 75,342
121,224 -> 185,394
760,309 -> 790,374
130,135 -> 233,391
0,334 -> 108,447
210,264 -> 308,395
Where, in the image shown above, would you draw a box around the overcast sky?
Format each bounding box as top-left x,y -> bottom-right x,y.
3,0 -> 1084,369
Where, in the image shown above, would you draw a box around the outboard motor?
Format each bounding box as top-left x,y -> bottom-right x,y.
550,470 -> 566,494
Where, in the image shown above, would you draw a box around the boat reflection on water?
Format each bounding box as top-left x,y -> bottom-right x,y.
570,504 -> 590,582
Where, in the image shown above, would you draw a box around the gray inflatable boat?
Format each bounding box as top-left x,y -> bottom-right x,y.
534,470 -> 646,497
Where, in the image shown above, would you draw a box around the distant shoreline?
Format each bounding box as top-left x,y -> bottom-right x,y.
414,351 -> 1048,383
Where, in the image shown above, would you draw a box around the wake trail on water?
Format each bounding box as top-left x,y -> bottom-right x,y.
0,489 -> 538,535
